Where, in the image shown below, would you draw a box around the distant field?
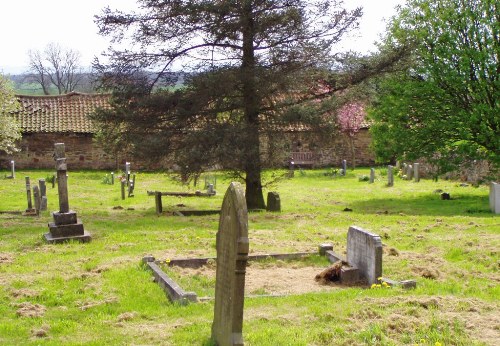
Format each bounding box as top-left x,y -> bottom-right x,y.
0,168 -> 498,345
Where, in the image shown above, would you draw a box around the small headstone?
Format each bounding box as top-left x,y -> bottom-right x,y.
211,182 -> 249,346
125,162 -> 131,184
347,226 -> 382,285
489,182 -> 500,214
33,186 -> 41,216
369,168 -> 375,184
24,176 -> 36,215
414,163 -> 420,182
6,160 -> 15,179
111,172 -> 114,185
207,183 -> 215,195
266,192 -> 281,212
441,192 -> 450,200
121,179 -> 126,200
44,143 -> 90,243
288,158 -> 295,178
407,164 -> 414,180
39,179 -> 47,211
387,165 -> 394,187
342,160 -> 347,173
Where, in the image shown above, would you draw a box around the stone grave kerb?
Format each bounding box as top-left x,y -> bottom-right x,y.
347,226 -> 382,285
211,182 -> 249,346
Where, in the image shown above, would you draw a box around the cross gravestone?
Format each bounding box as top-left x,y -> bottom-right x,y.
369,168 -> 375,184
347,226 -> 382,285
413,163 -> 420,182
39,179 -> 47,211
44,143 -> 91,243
211,182 -> 249,346
387,165 -> 394,187
490,182 -> 500,214
266,192 -> 281,212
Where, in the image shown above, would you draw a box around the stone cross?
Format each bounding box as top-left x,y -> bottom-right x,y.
211,182 -> 249,346
54,143 -> 69,213
347,226 -> 382,285
413,163 -> 420,182
387,165 -> 394,187
369,168 -> 375,184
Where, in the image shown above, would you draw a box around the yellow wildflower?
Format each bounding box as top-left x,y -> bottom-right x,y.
435,342 -> 442,346
371,283 -> 377,289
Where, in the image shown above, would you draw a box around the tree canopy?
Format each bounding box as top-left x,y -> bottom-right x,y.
0,75 -> 21,154
369,0 -> 499,175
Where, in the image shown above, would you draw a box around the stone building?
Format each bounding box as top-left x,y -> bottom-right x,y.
1,92 -> 375,170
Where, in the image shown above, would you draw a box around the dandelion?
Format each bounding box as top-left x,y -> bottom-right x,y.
420,339 -> 426,344
377,277 -> 383,281
435,342 -> 442,346
382,282 -> 389,287
165,258 -> 171,264
371,283 -> 377,289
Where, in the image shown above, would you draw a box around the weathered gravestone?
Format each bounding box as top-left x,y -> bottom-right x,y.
266,192 -> 281,212
6,160 -> 15,179
211,182 -> 249,346
489,182 -> 500,214
407,164 -> 414,180
347,226 -> 382,285
413,163 -> 420,182
369,168 -> 375,184
24,176 -> 36,215
39,179 -> 47,211
44,143 -> 91,243
341,159 -> 347,175
387,165 -> 394,187
33,185 -> 41,216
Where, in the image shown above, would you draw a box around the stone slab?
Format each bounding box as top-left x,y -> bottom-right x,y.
340,267 -> 359,284
347,226 -> 382,285
147,261 -> 197,304
48,221 -> 85,237
318,243 -> 333,256
43,231 -> 92,244
266,192 -> 281,212
212,182 -> 249,346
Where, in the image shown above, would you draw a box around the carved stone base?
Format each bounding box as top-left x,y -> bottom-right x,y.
43,230 -> 92,244
52,211 -> 78,225
48,221 -> 85,237
23,209 -> 37,216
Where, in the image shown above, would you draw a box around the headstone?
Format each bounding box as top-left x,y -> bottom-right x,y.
121,179 -> 126,200
402,163 -> 408,179
342,160 -> 347,173
489,182 -> 500,214
288,158 -> 295,178
39,179 -> 47,211
407,164 -> 414,180
125,162 -> 131,184
6,160 -> 15,179
155,191 -> 163,215
207,183 -> 215,195
211,182 -> 249,346
44,143 -> 91,243
413,163 -> 420,182
369,168 -> 375,184
24,176 -> 36,215
387,165 -> 394,187
33,185 -> 41,216
266,192 -> 281,212
128,174 -> 135,197
347,226 -> 382,285
111,172 -> 114,185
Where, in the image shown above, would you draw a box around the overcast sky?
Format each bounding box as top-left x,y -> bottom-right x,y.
0,0 -> 405,74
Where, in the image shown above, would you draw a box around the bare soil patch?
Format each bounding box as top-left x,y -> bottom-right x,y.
14,302 -> 46,318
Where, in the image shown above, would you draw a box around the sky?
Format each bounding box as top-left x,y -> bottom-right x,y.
0,0 -> 405,74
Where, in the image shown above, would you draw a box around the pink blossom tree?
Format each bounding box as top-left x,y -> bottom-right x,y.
337,103 -> 366,168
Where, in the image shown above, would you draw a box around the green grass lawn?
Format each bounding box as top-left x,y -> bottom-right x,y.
0,168 -> 498,345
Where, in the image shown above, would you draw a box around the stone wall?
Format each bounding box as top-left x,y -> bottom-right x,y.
1,129 -> 376,170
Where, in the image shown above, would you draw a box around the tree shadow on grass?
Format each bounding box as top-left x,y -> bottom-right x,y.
348,193 -> 492,217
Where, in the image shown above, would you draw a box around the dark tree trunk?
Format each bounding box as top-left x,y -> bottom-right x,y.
242,2 -> 265,210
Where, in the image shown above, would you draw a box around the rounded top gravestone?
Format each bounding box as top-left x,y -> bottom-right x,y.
211,182 -> 249,346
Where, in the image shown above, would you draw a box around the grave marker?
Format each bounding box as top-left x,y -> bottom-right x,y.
369,168 -> 375,184
414,163 -> 420,182
407,164 -> 414,180
111,172 -> 114,185
44,143 -> 91,243
211,182 -> 249,346
39,179 -> 47,211
6,160 -> 15,179
347,226 -> 382,285
266,192 -> 281,212
490,182 -> 500,214
387,165 -> 394,187
341,159 -> 347,175
24,176 -> 36,215
33,185 -> 41,216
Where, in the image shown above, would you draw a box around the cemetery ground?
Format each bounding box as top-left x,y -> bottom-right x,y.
0,168 -> 498,345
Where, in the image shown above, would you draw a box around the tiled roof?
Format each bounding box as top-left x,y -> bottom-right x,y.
14,92 -> 111,134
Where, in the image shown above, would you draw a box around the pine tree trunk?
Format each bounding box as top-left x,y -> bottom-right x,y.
242,1 -> 265,210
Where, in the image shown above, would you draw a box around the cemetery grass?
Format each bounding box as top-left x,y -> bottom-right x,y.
0,168 -> 498,345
